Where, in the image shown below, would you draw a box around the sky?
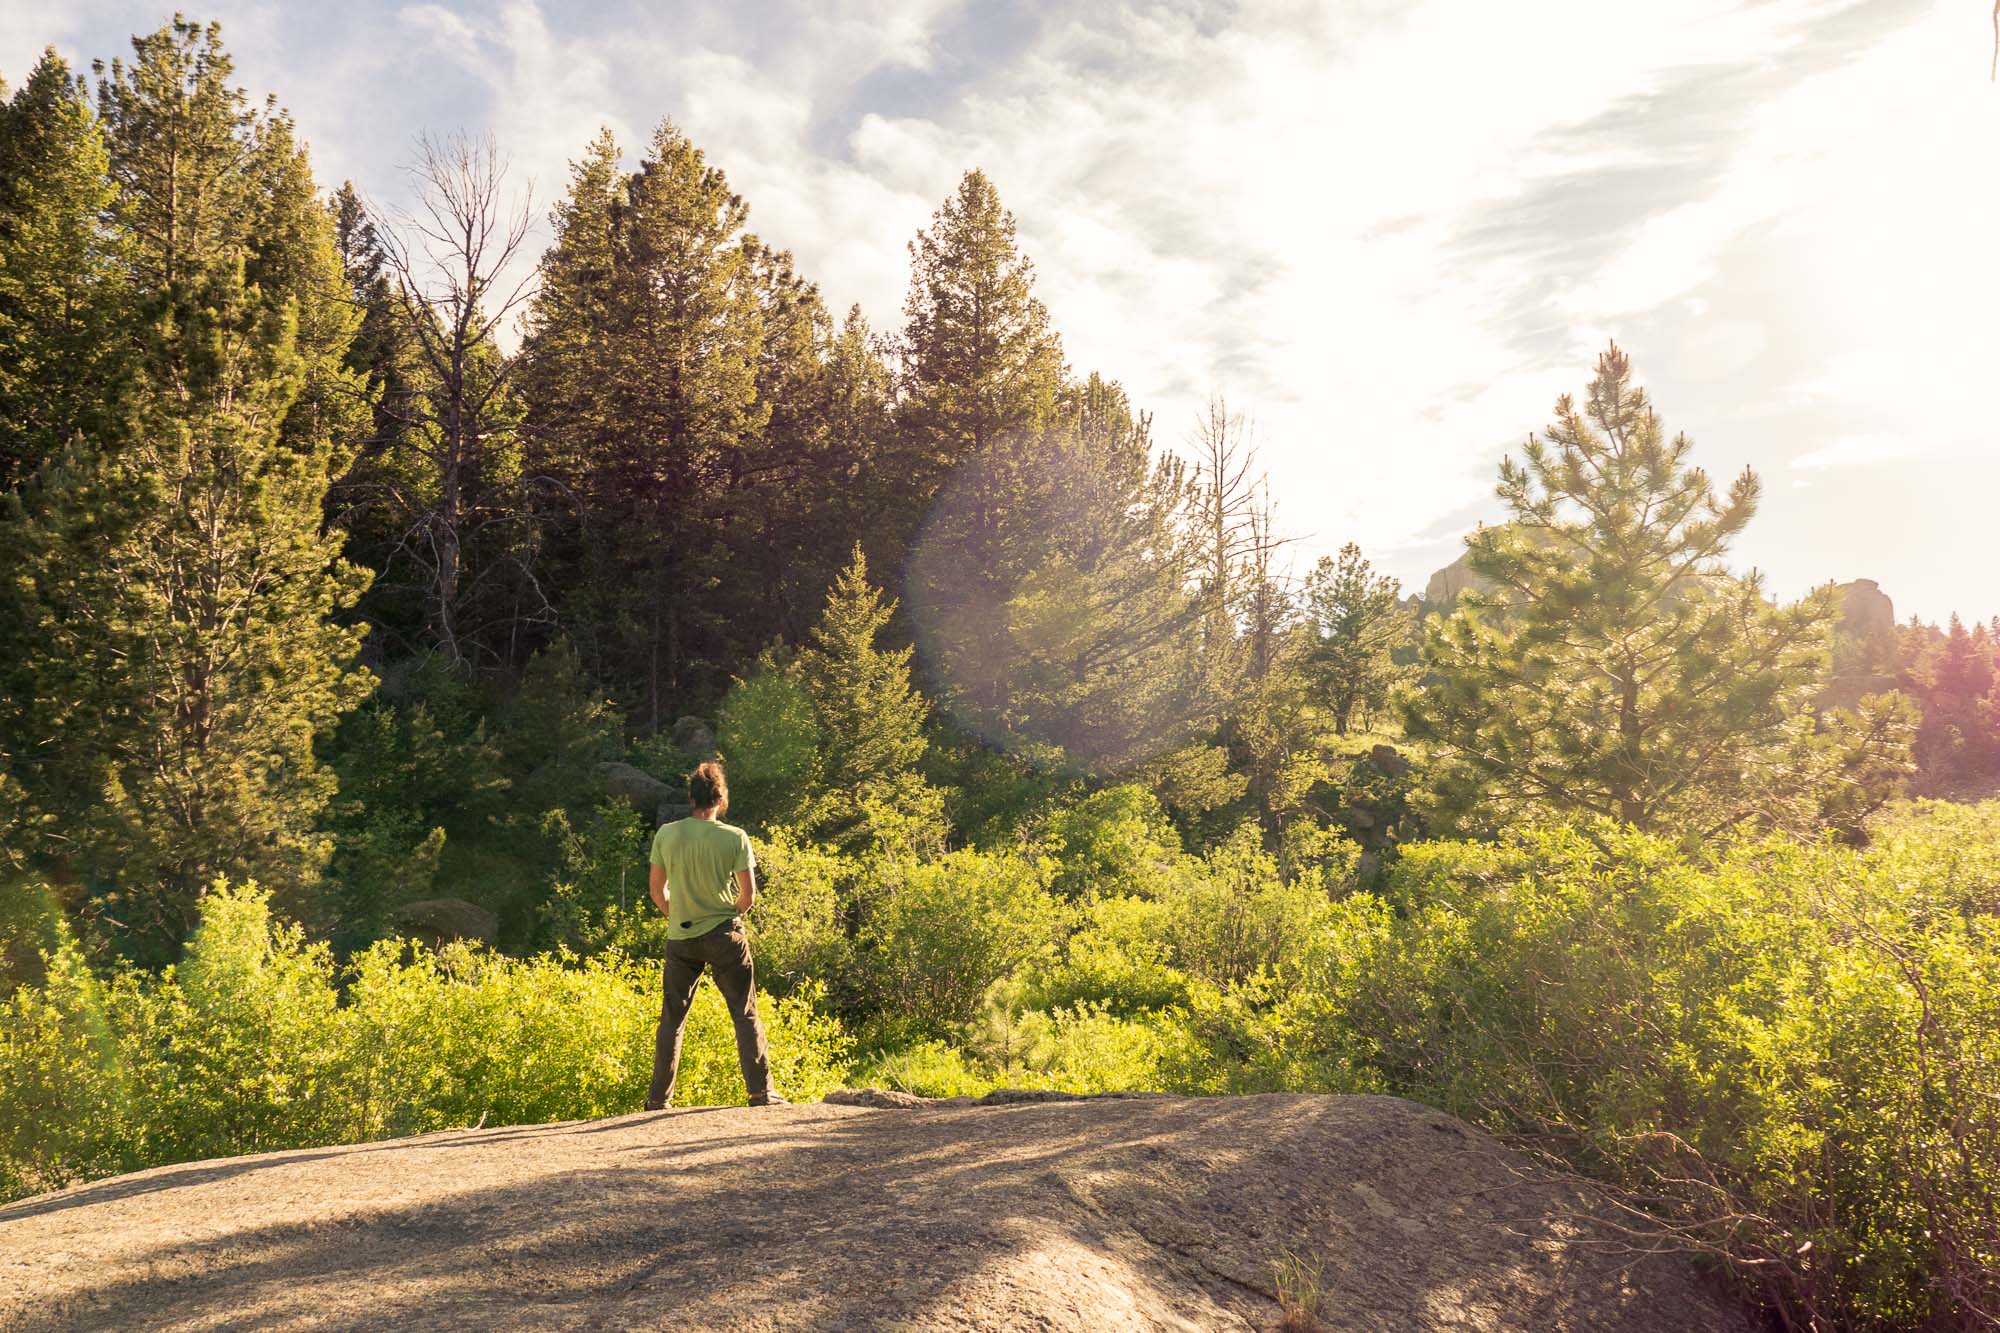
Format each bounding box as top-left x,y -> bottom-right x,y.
5,0 -> 1996,624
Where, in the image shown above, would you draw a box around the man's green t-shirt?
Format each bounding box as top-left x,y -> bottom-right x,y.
649,818 -> 755,939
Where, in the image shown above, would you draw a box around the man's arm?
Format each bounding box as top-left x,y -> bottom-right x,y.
734,867 -> 756,914
649,863 -> 669,916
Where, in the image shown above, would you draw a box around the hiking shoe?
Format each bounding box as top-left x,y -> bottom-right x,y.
748,1091 -> 790,1107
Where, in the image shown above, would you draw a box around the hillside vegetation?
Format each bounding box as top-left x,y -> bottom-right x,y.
1,17 -> 1996,1331
7,801 -> 1997,1326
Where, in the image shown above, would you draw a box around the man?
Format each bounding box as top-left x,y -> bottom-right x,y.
645,761 -> 785,1109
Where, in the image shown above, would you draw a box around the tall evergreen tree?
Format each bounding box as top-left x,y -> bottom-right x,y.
521,120 -> 765,721
898,169 -> 1066,487
0,50 -> 126,493
1403,342 -> 1837,838
326,181 -> 409,462
813,305 -> 899,577
716,238 -> 835,644
798,547 -> 932,799
1,20 -> 368,955
517,128 -> 621,489
720,548 -> 945,851
899,172 -> 1077,731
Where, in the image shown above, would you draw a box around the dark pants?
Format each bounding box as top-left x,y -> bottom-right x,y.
647,917 -> 770,1109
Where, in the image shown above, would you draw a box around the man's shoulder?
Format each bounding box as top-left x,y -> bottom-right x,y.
715,820 -> 752,843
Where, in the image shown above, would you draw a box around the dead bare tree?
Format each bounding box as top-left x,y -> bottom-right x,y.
1188,395 -> 1263,643
1242,480 -> 1300,682
368,132 -> 545,668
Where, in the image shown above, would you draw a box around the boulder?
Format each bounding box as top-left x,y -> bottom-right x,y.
670,715 -> 718,760
388,897 -> 498,948
601,761 -> 675,822
1367,744 -> 1411,780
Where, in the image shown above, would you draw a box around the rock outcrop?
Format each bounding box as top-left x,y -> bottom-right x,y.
1823,578 -> 1901,709
671,714 -> 718,761
1422,544 -> 1487,611
0,1093 -> 1753,1331
1835,578 -> 1895,643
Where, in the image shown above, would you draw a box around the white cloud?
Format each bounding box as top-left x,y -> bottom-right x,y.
1791,434 -> 1919,470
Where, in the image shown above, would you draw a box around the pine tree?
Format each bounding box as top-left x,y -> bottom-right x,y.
1302,543 -> 1409,735
1403,342 -> 1837,838
815,304 -> 898,571
799,547 -> 931,788
791,548 -> 944,850
716,237 -> 834,645
520,120 -> 765,720
326,181 -> 409,461
898,169 -> 1066,485
898,172 -> 1077,731
1,20 -> 368,956
518,128 -> 621,489
0,49 -> 126,493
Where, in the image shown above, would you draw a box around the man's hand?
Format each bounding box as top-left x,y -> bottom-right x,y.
734,868 -> 756,914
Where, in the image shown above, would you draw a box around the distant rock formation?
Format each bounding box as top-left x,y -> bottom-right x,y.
1421,545 -> 1485,611
1825,578 -> 1900,708
1835,578 -> 1895,642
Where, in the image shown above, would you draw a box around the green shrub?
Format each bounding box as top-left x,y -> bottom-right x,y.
343,939 -> 655,1135
856,848 -> 1068,1033
0,881 -> 854,1203
1165,826 -> 1331,990
0,934 -> 137,1197
717,660 -> 823,823
145,884 -> 355,1162
1251,811 -> 2000,1327
344,943 -> 851,1133
1027,893 -> 1186,1014
863,989 -> 1172,1098
850,1038 -> 995,1098
741,831 -> 854,993
1041,783 -> 1186,897
1029,1004 -> 1170,1093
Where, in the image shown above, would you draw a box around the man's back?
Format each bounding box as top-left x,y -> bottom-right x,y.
649,818 -> 754,938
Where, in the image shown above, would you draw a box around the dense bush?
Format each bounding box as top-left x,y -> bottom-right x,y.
1177,807 -> 2000,1327
0,883 -> 852,1200
854,848 -> 1069,1032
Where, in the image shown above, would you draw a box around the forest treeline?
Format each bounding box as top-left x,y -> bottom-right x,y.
1,19 -> 1997,1328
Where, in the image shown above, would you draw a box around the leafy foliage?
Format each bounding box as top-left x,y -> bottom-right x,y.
0,883 -> 853,1199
